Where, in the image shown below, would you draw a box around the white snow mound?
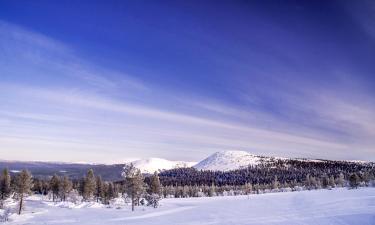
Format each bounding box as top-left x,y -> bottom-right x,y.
194,150 -> 270,171
129,158 -> 196,174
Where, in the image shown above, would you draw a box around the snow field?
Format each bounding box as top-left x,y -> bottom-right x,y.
3,188 -> 375,225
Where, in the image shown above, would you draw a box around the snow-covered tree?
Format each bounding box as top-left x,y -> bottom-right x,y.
67,189 -> 82,204
272,175 -> 279,190
149,172 -> 161,195
209,182 -> 216,197
145,193 -> 160,208
0,207 -> 11,222
349,173 -> 360,189
102,182 -> 115,205
329,176 -> 335,188
83,169 -> 96,201
49,174 -> 60,202
95,176 -> 104,203
122,163 -> 144,211
59,176 -> 72,201
15,170 -> 33,214
0,168 -> 11,201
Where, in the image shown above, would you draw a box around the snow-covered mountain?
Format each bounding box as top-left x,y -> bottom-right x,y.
194,150 -> 275,171
129,158 -> 196,174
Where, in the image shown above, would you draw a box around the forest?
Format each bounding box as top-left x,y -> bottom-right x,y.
1,159 -> 374,216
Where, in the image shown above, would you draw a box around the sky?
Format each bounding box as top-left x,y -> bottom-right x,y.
0,0 -> 374,163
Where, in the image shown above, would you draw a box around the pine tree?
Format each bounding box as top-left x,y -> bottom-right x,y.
349,173 -> 360,189
362,171 -> 373,186
42,180 -> 49,195
149,172 -> 161,195
122,163 -> 144,211
103,182 -> 115,205
272,176 -> 279,190
49,174 -> 60,202
59,176 -> 72,201
254,183 -> 260,194
310,176 -> 317,189
305,174 -> 311,189
95,176 -> 104,203
78,178 -> 85,196
15,170 -> 33,214
0,168 -> 11,200
329,176 -> 335,188
83,169 -> 96,201
321,174 -> 330,188
209,182 -> 216,197
32,179 -> 43,194
243,182 -> 252,195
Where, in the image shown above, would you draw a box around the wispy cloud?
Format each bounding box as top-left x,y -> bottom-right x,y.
0,20 -> 147,94
0,19 -> 374,163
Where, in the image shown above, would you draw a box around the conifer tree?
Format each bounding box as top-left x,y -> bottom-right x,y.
329,176 -> 335,188
15,170 -> 32,214
78,178 -> 85,196
83,169 -> 96,201
0,168 -> 11,200
243,182 -> 252,195
336,173 -> 345,187
122,164 -> 144,211
95,176 -> 104,203
150,172 -> 161,195
59,176 -> 72,201
49,174 -> 60,202
209,183 -> 216,197
32,179 -> 43,194
103,182 -> 115,205
272,176 -> 279,190
349,173 -> 360,189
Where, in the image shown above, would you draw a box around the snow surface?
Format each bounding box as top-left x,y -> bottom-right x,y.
4,188 -> 375,225
194,150 -> 271,171
128,158 -> 196,174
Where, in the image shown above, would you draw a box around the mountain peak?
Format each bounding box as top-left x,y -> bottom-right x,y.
194,150 -> 264,171
129,158 -> 196,174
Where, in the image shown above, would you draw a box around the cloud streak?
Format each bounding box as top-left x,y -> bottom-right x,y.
0,18 -> 374,163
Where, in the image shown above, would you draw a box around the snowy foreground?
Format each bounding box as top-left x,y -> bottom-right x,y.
4,188 -> 375,225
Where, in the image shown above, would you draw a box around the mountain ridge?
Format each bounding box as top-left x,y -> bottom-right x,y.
0,151 -> 372,179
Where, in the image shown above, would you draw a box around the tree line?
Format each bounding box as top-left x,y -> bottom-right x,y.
1,159 -> 374,215
157,159 -> 375,193
0,164 -> 161,214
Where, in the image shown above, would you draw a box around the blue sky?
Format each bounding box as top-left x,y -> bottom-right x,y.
0,0 -> 374,163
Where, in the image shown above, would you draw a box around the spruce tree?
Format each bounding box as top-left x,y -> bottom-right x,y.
122,163 -> 144,211
95,176 -> 104,203
49,174 -> 60,202
272,176 -> 279,190
15,170 -> 33,214
103,182 -> 115,205
32,179 -> 43,195
83,169 -> 96,201
349,173 -> 360,189
0,168 -> 11,200
329,176 -> 335,188
59,176 -> 72,201
150,172 -> 161,195
337,172 -> 345,187
209,182 -> 216,197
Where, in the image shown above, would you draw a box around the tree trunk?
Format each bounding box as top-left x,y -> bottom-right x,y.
131,195 -> 134,211
18,194 -> 23,215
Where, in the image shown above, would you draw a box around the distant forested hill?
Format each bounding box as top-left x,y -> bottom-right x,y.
0,161 -> 124,181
